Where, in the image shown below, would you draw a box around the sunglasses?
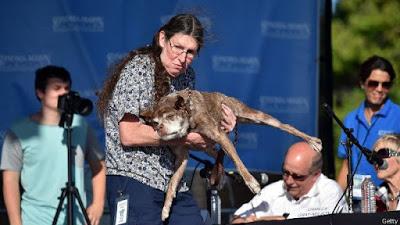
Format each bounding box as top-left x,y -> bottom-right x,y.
366,80 -> 392,90
282,169 -> 310,181
374,148 -> 400,159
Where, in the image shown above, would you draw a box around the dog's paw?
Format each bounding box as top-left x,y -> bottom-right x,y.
247,180 -> 261,194
162,207 -> 170,221
308,137 -> 322,152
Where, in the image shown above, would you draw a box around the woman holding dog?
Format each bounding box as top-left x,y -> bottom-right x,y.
97,13 -> 236,225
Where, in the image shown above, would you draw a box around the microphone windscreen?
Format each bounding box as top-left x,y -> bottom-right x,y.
259,173 -> 269,185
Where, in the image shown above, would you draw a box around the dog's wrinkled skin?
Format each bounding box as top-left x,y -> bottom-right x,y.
140,89 -> 322,221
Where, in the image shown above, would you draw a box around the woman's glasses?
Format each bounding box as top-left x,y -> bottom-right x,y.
366,80 -> 392,90
374,148 -> 400,158
168,40 -> 197,60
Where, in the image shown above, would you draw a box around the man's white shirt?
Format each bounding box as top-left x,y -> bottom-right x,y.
234,174 -> 347,219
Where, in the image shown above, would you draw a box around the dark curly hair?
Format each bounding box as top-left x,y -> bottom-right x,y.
96,13 -> 204,119
359,55 -> 396,83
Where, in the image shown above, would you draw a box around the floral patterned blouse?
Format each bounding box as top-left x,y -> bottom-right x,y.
104,54 -> 195,192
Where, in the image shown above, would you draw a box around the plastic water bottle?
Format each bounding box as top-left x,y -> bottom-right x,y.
210,189 -> 221,225
361,177 -> 376,213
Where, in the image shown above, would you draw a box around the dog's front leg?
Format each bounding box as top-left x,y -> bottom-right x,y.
162,146 -> 189,221
214,133 -> 261,194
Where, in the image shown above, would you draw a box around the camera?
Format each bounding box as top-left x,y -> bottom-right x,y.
57,91 -> 93,116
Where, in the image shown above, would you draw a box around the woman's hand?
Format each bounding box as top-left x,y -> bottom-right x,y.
184,132 -> 215,150
221,104 -> 237,133
86,202 -> 104,225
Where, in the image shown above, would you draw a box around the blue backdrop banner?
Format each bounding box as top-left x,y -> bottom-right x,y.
0,0 -> 320,173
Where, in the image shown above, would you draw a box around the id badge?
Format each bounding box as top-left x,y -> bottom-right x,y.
114,194 -> 129,225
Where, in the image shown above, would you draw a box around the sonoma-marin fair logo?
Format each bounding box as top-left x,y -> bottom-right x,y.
53,16 -> 104,32
261,20 -> 311,40
259,95 -> 310,114
212,56 -> 260,74
0,54 -> 51,72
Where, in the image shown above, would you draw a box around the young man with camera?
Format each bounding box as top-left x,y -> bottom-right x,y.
1,65 -> 106,225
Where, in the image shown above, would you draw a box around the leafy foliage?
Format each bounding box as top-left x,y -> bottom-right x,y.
332,0 -> 400,175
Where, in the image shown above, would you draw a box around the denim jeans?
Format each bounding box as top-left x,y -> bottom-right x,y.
106,175 -> 204,225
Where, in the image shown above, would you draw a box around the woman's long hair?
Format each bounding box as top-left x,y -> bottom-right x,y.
96,14 -> 204,120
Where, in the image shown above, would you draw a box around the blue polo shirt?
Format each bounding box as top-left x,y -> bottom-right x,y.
337,98 -> 400,186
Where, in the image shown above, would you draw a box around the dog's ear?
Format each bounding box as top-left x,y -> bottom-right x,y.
174,95 -> 185,110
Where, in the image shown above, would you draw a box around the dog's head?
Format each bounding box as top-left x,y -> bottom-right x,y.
140,93 -> 191,141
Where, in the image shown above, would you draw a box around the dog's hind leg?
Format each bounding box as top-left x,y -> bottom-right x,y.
162,146 -> 189,221
261,116 -> 322,152
237,110 -> 322,152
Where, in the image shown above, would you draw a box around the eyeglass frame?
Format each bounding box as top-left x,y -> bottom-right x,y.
366,80 -> 393,90
281,168 -> 313,181
374,148 -> 400,159
168,40 -> 198,60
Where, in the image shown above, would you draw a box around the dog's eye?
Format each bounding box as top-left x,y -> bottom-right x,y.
166,114 -> 174,119
148,121 -> 158,127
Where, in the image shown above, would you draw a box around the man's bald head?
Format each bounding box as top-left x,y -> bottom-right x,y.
282,142 -> 323,200
284,142 -> 323,173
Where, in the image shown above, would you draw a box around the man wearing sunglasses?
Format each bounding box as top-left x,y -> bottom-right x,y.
336,56 -> 400,201
231,142 -> 346,223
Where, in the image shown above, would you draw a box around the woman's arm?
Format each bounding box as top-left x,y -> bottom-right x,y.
118,113 -> 213,149
119,102 -> 237,149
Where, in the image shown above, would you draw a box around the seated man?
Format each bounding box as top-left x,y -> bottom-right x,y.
231,142 -> 347,223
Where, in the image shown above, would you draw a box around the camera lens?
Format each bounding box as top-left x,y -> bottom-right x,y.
57,91 -> 93,116
73,98 -> 93,116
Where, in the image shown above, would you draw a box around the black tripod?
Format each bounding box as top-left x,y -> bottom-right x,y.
52,112 -> 91,225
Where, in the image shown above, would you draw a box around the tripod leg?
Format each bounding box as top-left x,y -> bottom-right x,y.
72,186 -> 92,225
53,188 -> 68,225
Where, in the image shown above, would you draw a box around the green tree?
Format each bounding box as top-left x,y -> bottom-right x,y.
332,0 -> 400,176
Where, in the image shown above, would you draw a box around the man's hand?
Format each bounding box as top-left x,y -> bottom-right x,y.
231,214 -> 286,224
231,214 -> 257,224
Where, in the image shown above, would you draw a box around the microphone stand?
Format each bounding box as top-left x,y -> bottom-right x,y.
322,103 -> 376,213
189,154 -> 222,225
344,137 -> 354,213
52,112 -> 91,225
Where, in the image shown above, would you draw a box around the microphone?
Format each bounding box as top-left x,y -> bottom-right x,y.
226,171 -> 269,186
369,151 -> 388,170
189,154 -> 270,185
